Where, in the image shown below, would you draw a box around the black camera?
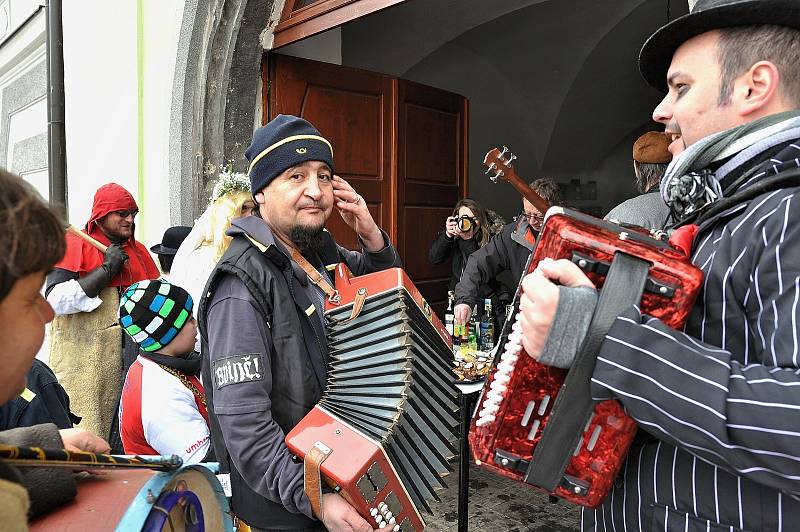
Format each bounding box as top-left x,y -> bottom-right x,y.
456,215 -> 477,232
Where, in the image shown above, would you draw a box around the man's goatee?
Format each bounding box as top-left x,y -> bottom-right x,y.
290,225 -> 327,255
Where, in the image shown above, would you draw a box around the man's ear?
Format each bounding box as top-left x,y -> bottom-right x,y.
735,60 -> 782,117
254,192 -> 265,205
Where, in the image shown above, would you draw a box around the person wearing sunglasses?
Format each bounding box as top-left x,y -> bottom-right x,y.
452,178 -> 562,328
44,183 -> 160,453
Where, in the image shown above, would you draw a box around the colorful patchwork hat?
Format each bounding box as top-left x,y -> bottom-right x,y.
118,279 -> 193,352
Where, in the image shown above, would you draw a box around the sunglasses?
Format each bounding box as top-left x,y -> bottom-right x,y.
113,209 -> 139,219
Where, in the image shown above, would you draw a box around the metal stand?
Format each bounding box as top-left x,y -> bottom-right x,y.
456,382 -> 483,532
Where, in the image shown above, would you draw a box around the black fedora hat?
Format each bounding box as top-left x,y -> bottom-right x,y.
640,0 -> 800,92
150,225 -> 192,256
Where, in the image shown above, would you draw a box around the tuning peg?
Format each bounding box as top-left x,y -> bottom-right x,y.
492,169 -> 504,182
500,146 -> 508,158
485,163 -> 497,175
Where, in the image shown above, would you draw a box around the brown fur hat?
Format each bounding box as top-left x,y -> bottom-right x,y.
632,131 -> 672,164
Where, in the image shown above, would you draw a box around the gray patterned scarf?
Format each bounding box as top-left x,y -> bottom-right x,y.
660,110 -> 800,218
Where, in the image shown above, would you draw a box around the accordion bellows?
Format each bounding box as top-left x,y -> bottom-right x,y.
286,267 -> 459,531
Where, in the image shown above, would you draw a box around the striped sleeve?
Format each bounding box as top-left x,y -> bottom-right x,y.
590,192 -> 800,495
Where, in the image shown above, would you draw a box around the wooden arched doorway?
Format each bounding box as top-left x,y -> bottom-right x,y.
264,53 -> 468,316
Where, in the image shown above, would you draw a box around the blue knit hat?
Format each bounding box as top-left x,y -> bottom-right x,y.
245,114 -> 335,194
118,279 -> 193,352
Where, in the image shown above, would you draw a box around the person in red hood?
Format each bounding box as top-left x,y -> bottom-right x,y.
44,183 -> 159,451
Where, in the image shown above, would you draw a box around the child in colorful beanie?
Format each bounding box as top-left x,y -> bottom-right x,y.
118,279 -> 211,463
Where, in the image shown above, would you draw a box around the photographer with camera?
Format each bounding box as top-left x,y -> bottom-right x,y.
428,198 -> 509,316
452,178 -> 562,327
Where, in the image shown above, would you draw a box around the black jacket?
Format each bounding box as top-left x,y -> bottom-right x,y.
0,360 -> 78,431
428,231 -> 480,292
453,217 -> 536,310
199,216 -> 401,530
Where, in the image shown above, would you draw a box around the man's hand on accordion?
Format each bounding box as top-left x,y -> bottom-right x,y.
519,258 -> 597,368
320,493 -> 394,532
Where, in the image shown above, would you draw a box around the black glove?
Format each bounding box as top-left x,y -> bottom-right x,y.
77,245 -> 128,298
102,244 -> 128,277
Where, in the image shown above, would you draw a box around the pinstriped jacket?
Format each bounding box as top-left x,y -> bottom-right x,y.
584,140 -> 800,531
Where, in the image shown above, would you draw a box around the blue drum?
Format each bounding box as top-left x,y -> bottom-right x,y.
30,463 -> 233,531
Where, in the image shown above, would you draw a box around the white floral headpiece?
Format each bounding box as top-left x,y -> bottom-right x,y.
210,170 -> 250,202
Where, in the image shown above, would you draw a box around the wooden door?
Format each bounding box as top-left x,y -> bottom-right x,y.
396,80 -> 469,317
269,54 -> 395,250
267,54 -> 468,316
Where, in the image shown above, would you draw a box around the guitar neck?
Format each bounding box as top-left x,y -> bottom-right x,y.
504,169 -> 550,214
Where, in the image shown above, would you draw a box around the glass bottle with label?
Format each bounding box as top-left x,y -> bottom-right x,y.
444,291 -> 454,337
480,298 -> 494,351
468,305 -> 479,351
452,322 -> 461,355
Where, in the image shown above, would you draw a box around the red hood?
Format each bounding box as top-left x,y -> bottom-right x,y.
56,182 -> 158,286
87,183 -> 138,231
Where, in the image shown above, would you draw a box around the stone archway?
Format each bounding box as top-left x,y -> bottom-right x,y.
168,0 -> 281,224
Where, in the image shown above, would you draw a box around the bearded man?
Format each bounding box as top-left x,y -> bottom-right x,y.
200,115 -> 401,532
45,183 -> 159,449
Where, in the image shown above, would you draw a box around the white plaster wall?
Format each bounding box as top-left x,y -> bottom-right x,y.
62,2 -> 138,228
0,0 -> 41,45
140,0 -> 185,245
0,8 -> 45,195
62,0 -> 184,250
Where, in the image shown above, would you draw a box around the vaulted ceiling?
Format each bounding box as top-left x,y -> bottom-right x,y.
336,0 -> 687,215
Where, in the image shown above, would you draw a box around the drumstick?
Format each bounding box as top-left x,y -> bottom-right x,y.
0,444 -> 182,471
67,225 -> 108,253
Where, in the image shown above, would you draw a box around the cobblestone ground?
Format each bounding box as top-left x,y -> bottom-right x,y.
425,463 -> 581,531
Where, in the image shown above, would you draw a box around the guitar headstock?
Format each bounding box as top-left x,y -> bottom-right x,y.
482,146 -> 551,214
483,146 -> 519,184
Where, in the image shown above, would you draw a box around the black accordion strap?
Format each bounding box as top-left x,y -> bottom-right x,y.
524,251 -> 650,491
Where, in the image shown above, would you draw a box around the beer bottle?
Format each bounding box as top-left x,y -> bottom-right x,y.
468,306 -> 479,351
461,321 -> 470,354
480,298 -> 494,351
444,291 -> 454,337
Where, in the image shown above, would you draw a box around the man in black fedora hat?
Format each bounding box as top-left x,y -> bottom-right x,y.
517,0 -> 800,529
150,225 -> 192,276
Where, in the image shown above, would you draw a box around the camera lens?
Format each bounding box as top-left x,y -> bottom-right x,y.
457,216 -> 473,232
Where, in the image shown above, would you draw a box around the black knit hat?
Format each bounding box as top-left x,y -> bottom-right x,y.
245,115 -> 335,195
640,0 -> 800,92
119,280 -> 194,352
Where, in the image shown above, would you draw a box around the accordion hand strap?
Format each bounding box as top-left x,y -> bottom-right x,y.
304,441 -> 332,520
525,251 -> 650,490
339,287 -> 368,324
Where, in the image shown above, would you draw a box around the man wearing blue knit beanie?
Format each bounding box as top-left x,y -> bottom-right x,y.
201,114 -> 400,531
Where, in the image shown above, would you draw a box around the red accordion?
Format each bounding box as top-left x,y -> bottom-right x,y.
469,208 -> 703,507
286,266 -> 459,531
